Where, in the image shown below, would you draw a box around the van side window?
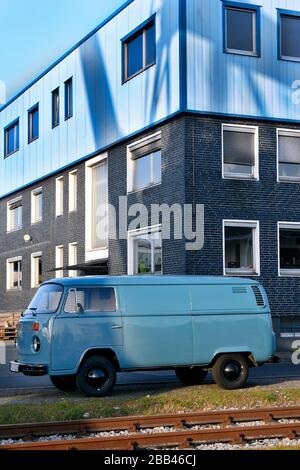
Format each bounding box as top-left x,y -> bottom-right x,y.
64,287 -> 116,313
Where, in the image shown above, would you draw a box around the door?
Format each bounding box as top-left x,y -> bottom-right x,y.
51,286 -> 122,371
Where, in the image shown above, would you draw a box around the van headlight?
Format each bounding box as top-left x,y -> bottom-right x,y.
32,336 -> 40,352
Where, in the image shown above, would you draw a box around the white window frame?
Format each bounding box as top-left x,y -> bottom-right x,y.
31,187 -> 42,224
277,129 -> 300,183
127,131 -> 161,193
69,170 -> 77,212
55,176 -> 64,217
222,124 -> 259,180
69,242 -> 78,277
127,224 -> 162,275
7,256 -> 22,291
55,245 -> 64,278
225,6 -> 257,57
85,153 -> 108,262
277,222 -> 300,277
31,252 -> 42,288
223,220 -> 260,276
7,196 -> 22,232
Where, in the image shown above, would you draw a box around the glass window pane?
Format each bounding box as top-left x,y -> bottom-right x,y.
65,287 -> 116,313
146,23 -> 155,65
280,229 -> 300,270
281,15 -> 300,59
135,235 -> 152,274
153,150 -> 161,183
32,108 -> 39,139
29,284 -> 63,313
38,257 -> 42,285
226,8 -> 254,52
224,163 -> 253,176
8,127 -> 15,154
35,192 -> 42,221
225,226 -> 254,272
278,135 -> 300,164
132,154 -> 152,190
223,130 -> 255,166
279,163 -> 300,179
153,232 -> 162,274
127,32 -> 143,78
92,162 -> 108,249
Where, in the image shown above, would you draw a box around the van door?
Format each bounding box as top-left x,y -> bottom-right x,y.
51,286 -> 122,372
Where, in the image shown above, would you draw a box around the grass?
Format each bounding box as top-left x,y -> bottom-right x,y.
1,384 -> 300,425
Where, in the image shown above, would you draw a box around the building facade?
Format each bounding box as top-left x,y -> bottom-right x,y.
1,0 -> 300,349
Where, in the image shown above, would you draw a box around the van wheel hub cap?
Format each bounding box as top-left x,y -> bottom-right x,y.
87,368 -> 107,388
223,361 -> 242,381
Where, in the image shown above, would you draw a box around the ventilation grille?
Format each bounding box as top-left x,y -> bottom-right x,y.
251,286 -> 265,307
232,287 -> 247,294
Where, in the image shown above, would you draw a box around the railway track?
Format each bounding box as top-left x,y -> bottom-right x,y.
1,406 -> 300,450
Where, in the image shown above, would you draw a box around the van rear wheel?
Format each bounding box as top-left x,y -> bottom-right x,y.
76,356 -> 116,397
175,367 -> 207,385
212,354 -> 249,390
50,375 -> 77,392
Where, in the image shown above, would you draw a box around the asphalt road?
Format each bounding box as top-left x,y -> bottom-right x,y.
1,343 -> 300,393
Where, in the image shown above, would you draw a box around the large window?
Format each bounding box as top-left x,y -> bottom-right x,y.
31,252 -> 42,288
64,77 -> 73,120
7,257 -> 22,290
31,187 -> 42,223
27,284 -> 63,314
64,287 -> 116,313
278,223 -> 300,276
278,129 -> 300,181
7,197 -> 22,232
28,104 -> 39,143
55,245 -> 64,278
224,3 -> 260,56
223,220 -> 260,275
222,125 -> 258,179
127,133 -> 161,192
85,155 -> 108,261
4,119 -> 19,157
128,225 -> 162,275
52,87 -> 60,128
122,17 -> 156,82
279,11 -> 300,61
55,176 -> 64,217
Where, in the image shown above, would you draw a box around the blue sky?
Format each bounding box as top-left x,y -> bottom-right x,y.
0,0 -> 127,104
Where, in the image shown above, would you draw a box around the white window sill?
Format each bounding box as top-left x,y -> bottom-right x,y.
223,174 -> 258,181
127,181 -> 161,195
85,248 -> 108,262
225,271 -> 259,277
279,270 -> 300,277
31,219 -> 42,225
7,227 -> 22,233
7,287 -> 22,292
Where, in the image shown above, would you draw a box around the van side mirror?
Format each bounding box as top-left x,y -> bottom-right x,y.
76,302 -> 84,313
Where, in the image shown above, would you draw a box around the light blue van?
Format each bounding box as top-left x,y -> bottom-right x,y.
11,276 -> 276,396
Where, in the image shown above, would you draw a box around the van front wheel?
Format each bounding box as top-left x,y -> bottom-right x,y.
212,354 -> 249,390
175,367 -> 207,385
76,356 -> 116,397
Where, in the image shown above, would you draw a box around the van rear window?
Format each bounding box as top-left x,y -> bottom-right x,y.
64,287 -> 116,313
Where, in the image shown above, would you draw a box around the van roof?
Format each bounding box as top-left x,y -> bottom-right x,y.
44,275 -> 260,287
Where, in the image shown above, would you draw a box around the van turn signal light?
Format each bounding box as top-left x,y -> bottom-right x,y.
33,322 -> 40,332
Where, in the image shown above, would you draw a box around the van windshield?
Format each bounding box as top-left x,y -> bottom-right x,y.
27,284 -> 63,314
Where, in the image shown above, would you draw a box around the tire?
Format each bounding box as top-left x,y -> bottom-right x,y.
76,356 -> 116,397
212,354 -> 249,390
50,375 -> 77,392
175,366 -> 208,385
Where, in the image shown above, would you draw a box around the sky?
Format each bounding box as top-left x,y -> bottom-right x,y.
0,0 -> 128,104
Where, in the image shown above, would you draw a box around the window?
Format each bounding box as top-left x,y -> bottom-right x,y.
55,245 -> 64,278
69,170 -> 77,212
222,125 -> 258,179
85,155 -> 108,261
7,197 -> 22,232
278,223 -> 300,276
69,242 -> 78,278
224,3 -> 260,56
55,176 -> 64,216
128,225 -> 162,275
122,17 -> 156,82
4,119 -> 19,157
223,220 -> 260,275
28,104 -> 39,143
31,252 -> 42,288
279,11 -> 300,61
52,87 -> 59,127
127,132 -> 161,192
64,77 -> 73,120
277,129 -> 300,181
64,287 -> 116,313
7,257 -> 22,290
31,187 -> 42,223
28,284 -> 63,314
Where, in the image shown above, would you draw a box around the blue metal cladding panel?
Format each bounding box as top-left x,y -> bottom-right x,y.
0,0 -> 180,198
186,0 -> 300,121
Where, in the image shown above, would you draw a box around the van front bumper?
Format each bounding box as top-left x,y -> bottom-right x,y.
10,360 -> 48,376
